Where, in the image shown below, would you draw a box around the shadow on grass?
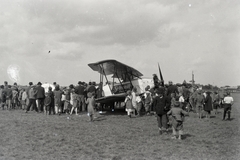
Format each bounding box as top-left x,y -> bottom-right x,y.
182,134 -> 194,140
93,116 -> 107,121
227,118 -> 235,121
98,109 -> 127,116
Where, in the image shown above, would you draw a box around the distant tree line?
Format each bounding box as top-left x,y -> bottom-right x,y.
202,84 -> 219,91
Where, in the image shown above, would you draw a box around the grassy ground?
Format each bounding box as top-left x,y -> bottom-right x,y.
0,93 -> 239,160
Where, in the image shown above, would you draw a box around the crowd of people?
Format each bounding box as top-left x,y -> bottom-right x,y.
0,81 -> 100,122
0,79 -> 234,140
124,80 -> 234,140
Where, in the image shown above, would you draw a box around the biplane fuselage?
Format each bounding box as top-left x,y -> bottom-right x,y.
88,59 -> 154,106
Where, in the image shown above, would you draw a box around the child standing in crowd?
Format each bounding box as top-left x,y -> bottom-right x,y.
48,87 -> 55,115
136,94 -> 142,116
131,87 -> 137,115
125,90 -> 134,118
85,92 -> 96,122
53,84 -> 62,115
70,89 -> 78,115
61,87 -> 67,113
167,101 -> 189,140
144,91 -> 152,115
64,88 -> 71,114
21,89 -> 27,110
44,92 -> 51,115
12,88 -> 18,109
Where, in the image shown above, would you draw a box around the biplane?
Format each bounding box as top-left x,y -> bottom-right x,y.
88,59 -> 154,109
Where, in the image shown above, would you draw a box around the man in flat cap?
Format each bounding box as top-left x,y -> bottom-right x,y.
36,82 -> 45,112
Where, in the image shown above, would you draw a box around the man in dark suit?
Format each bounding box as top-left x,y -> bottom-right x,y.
166,81 -> 179,97
75,81 -> 86,112
36,82 -> 45,112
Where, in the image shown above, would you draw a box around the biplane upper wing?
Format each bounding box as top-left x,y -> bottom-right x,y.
88,59 -> 143,81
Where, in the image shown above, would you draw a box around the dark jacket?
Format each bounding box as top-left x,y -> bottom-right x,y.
204,94 -> 212,111
87,85 -> 96,93
26,86 -> 32,97
44,96 -> 51,106
75,85 -> 85,95
36,85 -> 45,99
48,90 -> 54,107
153,95 -> 167,115
6,88 -> 13,100
53,90 -> 62,106
1,90 -> 7,103
166,85 -> 179,96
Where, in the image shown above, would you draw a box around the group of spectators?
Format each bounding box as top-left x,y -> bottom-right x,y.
124,79 -> 234,140
0,81 -> 101,118
0,79 -> 234,138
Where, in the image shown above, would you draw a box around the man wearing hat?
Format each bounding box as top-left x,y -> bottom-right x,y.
36,82 -> 45,112
25,82 -> 33,109
204,91 -> 212,119
222,92 -> 234,121
195,90 -> 205,119
5,85 -> 13,110
213,91 -> 220,114
75,81 -> 86,112
166,81 -> 179,97
4,81 -> 8,89
0,85 -> 6,110
153,90 -> 168,135
25,85 -> 38,113
87,81 -> 96,95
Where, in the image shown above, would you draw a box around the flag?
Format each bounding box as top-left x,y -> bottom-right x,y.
158,63 -> 164,82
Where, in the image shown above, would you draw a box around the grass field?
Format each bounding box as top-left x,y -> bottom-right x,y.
0,93 -> 239,160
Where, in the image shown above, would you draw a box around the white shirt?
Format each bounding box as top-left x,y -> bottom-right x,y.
224,96 -> 234,104
179,96 -> 185,103
131,92 -> 136,107
136,96 -> 141,103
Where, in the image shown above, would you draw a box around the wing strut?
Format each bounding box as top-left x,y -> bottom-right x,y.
113,62 -> 127,93
100,63 -> 113,94
125,66 -> 134,90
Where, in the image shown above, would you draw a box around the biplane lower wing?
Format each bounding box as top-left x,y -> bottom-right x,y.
95,93 -> 126,104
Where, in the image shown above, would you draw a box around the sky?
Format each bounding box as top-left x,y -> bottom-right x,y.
0,0 -> 239,87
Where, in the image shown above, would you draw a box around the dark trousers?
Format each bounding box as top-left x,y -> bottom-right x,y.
78,95 -> 86,112
49,103 -> 55,114
37,98 -> 45,112
157,114 -> 168,130
223,104 -> 232,120
26,99 -> 38,112
44,105 -> 50,114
